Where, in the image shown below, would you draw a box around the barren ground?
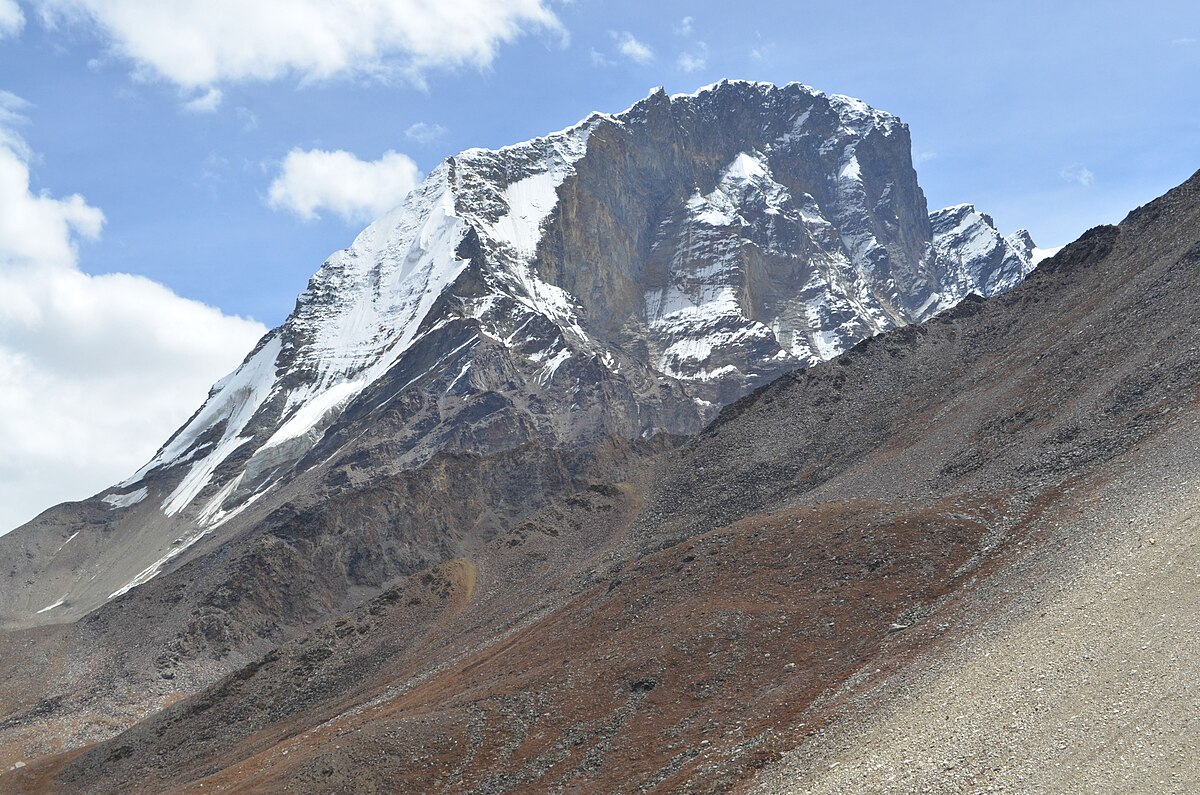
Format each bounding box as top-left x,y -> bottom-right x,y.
752,408 -> 1200,794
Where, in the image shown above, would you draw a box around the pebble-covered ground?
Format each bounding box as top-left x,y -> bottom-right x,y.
755,410 -> 1200,795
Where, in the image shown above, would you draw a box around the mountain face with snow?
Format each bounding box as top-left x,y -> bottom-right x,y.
0,80 -> 1039,626
930,204 -> 1043,299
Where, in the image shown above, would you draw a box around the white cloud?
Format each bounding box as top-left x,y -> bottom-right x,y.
677,41 -> 708,73
613,31 -> 653,64
749,41 -> 775,61
0,88 -> 28,117
235,106 -> 258,132
916,151 -> 938,164
268,147 -> 421,224
675,16 -> 694,37
0,0 -> 23,38
1060,164 -> 1095,187
0,99 -> 104,270
0,102 -> 266,534
404,121 -> 447,146
182,87 -> 223,114
589,48 -> 614,68
32,0 -> 562,91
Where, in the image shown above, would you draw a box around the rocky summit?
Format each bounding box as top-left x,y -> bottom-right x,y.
0,81 -> 1036,632
0,80 -> 1095,794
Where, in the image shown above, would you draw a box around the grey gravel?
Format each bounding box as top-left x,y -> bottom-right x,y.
753,411 -> 1200,795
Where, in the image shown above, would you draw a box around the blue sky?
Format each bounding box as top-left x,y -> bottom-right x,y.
0,0 -> 1198,530
6,1 -> 1198,324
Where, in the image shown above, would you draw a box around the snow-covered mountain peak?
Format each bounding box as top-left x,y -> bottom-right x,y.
1003,229 -> 1060,266
668,79 -> 903,140
826,92 -> 904,136
1005,228 -> 1037,261
53,80 -> 1045,608
928,203 -> 1039,307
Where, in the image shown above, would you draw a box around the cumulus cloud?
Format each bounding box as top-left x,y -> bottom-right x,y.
0,98 -> 266,534
613,31 -> 653,64
267,148 -> 421,224
32,0 -> 562,91
1060,164 -> 1095,187
0,101 -> 104,270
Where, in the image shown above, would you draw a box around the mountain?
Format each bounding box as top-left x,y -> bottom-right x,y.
0,81 -> 1035,632
930,204 -> 1041,297
0,80 -> 1059,790
9,165 -> 1197,795
109,79 -> 1035,517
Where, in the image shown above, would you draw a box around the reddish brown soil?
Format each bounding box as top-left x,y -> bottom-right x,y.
13,495 -> 1001,794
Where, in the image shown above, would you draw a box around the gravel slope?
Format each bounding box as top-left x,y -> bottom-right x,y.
754,408 -> 1200,795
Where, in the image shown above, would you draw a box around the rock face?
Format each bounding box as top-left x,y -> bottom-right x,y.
0,80 -> 1036,628
930,204 -> 1039,303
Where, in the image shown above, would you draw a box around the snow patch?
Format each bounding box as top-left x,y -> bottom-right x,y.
108,522 -> 218,599
158,335 -> 284,517
489,171 -> 562,258
1033,246 -> 1062,265
36,596 -> 66,614
121,162 -> 477,519
724,151 -> 769,182
260,379 -> 365,451
537,349 -> 572,384
839,154 -> 862,184
445,361 -> 473,392
101,487 -> 148,510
